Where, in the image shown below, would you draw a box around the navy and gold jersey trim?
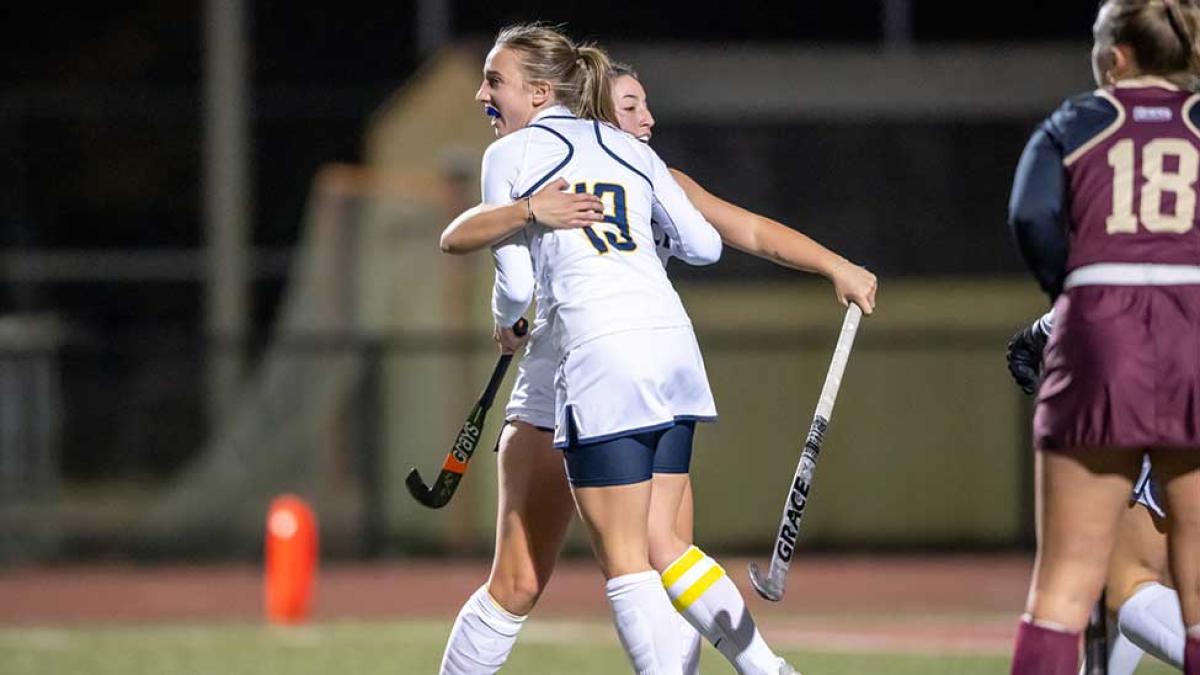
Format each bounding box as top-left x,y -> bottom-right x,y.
1183,95 -> 1200,140
593,121 -> 652,188
520,124 -> 574,198
1046,90 -> 1123,167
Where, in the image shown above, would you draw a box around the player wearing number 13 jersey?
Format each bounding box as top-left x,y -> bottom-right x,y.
485,103 -> 722,451
475,24 -> 794,675
1012,76 -> 1200,451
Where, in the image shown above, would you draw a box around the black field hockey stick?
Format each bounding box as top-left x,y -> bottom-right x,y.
749,304 -> 862,601
406,318 -> 528,509
1083,591 -> 1108,675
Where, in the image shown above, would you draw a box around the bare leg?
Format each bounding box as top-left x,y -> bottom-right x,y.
650,473 -> 785,675
1150,448 -> 1200,675
574,479 -> 683,675
573,481 -> 654,579
1100,501 -> 1179,672
1107,502 -> 1171,612
1027,448 -> 1141,628
487,422 -> 575,614
675,479 -> 694,546
438,422 -> 574,675
648,473 -> 691,571
1148,448 -> 1200,629
1013,448 -> 1140,675
659,476 -> 701,675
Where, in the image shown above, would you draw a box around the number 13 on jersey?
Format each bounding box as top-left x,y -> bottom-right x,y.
573,182 -> 637,254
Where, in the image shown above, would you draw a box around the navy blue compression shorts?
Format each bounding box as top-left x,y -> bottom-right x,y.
561,420 -> 695,488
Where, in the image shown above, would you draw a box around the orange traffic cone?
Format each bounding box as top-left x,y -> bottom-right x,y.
264,494 -> 318,624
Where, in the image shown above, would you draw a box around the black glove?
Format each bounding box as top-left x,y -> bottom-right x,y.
1006,322 -> 1049,395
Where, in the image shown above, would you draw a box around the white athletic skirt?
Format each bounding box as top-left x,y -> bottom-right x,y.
505,324 -> 557,431
552,325 -> 717,448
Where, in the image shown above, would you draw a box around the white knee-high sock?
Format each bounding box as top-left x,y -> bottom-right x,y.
439,585 -> 526,675
607,570 -> 684,675
662,546 -> 781,675
1105,625 -> 1145,675
1077,613 -> 1143,675
676,611 -> 702,675
1118,582 -> 1185,669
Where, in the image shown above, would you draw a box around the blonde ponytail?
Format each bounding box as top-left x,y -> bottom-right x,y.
574,45 -> 618,127
493,24 -> 617,123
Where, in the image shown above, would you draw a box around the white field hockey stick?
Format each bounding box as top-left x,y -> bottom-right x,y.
749,303 -> 862,601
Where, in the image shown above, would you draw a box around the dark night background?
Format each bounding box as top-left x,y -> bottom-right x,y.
1,1 -> 1097,249
0,2 -> 1098,480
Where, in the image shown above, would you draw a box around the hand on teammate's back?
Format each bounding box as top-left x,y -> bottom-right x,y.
830,259 -> 877,315
529,178 -> 605,229
1006,323 -> 1048,395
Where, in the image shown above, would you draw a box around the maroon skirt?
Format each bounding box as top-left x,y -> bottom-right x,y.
1034,285 -> 1200,451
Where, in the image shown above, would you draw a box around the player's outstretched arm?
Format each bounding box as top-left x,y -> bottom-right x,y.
670,168 -> 877,315
439,178 -> 604,254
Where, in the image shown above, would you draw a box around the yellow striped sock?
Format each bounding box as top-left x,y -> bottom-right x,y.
671,564 -> 726,612
661,546 -> 703,588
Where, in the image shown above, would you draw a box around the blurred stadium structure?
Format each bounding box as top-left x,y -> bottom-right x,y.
0,3 -> 1099,563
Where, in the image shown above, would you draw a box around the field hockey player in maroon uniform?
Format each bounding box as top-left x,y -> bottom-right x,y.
1007,1 -> 1200,673
1010,310 -> 1187,673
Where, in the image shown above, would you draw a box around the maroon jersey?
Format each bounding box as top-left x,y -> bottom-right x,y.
1013,79 -> 1200,451
1064,81 -> 1200,270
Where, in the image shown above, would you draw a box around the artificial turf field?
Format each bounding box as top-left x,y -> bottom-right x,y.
0,619 -> 1177,675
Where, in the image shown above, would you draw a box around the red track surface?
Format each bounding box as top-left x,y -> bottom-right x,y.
0,554 -> 1033,654
0,552 -> 1032,629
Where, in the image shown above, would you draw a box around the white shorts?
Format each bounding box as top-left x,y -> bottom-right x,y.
553,325 -> 717,448
505,325 -> 556,431
1132,453 -> 1166,519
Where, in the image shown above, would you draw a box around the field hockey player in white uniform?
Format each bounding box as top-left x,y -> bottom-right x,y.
482,29 -> 797,675
437,47 -> 875,675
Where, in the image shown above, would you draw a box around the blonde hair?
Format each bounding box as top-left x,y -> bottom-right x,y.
1099,0 -> 1200,88
493,24 -> 617,126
